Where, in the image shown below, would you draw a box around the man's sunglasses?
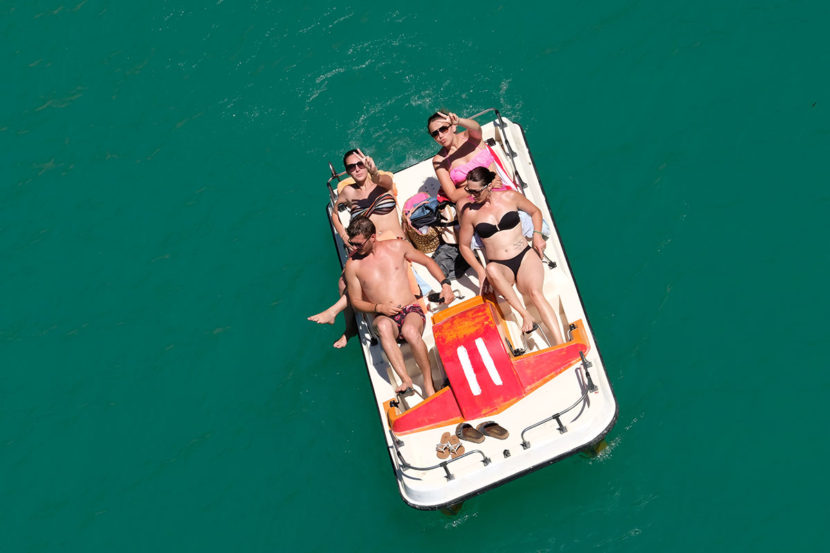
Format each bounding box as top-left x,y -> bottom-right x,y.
430,125 -> 451,138
345,161 -> 365,171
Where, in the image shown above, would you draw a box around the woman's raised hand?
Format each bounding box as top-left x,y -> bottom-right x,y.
356,148 -> 378,176
440,112 -> 460,126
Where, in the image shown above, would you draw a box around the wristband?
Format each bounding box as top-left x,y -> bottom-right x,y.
533,230 -> 545,236
440,278 -> 451,286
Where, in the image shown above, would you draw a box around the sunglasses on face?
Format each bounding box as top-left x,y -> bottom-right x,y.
345,161 -> 365,172
464,184 -> 488,196
349,238 -> 368,247
430,125 -> 451,138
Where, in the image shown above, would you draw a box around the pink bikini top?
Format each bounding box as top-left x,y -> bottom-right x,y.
448,147 -> 496,184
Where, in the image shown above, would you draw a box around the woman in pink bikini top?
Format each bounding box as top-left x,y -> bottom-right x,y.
428,111 -> 503,204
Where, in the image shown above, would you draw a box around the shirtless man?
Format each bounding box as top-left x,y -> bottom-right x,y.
343,217 -> 453,396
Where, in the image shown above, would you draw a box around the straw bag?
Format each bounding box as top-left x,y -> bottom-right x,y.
405,219 -> 440,253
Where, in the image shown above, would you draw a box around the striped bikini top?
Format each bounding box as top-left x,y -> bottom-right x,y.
350,192 -> 397,218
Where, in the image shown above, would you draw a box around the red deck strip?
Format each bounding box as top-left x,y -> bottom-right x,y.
387,387 -> 463,435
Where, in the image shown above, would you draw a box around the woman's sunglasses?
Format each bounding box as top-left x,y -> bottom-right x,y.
464,184 -> 488,196
430,125 -> 451,138
345,161 -> 365,171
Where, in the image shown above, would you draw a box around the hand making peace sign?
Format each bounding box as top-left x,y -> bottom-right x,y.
355,148 -> 378,177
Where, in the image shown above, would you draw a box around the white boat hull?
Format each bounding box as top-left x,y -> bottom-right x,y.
324,111 -> 618,509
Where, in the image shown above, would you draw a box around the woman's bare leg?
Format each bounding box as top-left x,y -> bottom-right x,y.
309,275 -> 356,348
485,263 -> 536,333
515,253 -> 564,344
308,293 -> 347,325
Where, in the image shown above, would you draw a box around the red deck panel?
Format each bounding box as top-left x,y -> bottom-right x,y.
433,302 -> 525,420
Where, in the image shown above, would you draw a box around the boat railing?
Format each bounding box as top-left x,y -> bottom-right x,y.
388,429 -> 491,481
519,351 -> 598,449
326,161 -> 344,205
387,350 -> 599,479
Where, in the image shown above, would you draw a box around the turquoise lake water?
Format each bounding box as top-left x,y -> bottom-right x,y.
3,1 -> 828,551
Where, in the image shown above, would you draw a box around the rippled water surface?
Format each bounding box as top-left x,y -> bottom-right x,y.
3,1 -> 828,551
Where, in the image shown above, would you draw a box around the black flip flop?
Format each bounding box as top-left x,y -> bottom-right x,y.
523,322 -> 540,335
455,422 -> 485,443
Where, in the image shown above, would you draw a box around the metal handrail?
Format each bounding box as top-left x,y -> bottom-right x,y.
519,352 -> 599,449
388,429 -> 491,481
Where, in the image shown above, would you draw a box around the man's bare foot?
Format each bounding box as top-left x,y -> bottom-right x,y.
424,383 -> 436,397
395,379 -> 414,393
308,308 -> 336,325
333,334 -> 348,348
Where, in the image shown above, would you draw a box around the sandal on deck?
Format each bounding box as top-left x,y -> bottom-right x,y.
436,432 -> 451,459
476,421 -> 510,440
455,422 -> 485,443
447,435 -> 465,459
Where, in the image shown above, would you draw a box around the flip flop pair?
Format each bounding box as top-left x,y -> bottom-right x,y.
455,421 -> 509,443
436,432 -> 465,460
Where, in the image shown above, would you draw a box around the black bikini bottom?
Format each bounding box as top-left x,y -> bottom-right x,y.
490,246 -> 532,280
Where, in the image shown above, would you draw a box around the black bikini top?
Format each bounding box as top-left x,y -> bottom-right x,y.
474,210 -> 521,239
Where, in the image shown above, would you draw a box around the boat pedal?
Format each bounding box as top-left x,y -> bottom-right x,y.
505,337 -> 525,357
503,449 -> 511,458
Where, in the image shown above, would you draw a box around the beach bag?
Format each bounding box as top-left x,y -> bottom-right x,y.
405,193 -> 442,227
404,220 -> 440,253
403,193 -> 441,253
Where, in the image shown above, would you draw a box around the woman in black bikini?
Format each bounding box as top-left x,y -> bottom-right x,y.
457,167 -> 564,344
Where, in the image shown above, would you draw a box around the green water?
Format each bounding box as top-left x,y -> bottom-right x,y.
3,1 -> 828,551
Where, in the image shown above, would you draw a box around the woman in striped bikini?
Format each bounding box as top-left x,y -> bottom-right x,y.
331,149 -> 403,247
309,149 -> 404,348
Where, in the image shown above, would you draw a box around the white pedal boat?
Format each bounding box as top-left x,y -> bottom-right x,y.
323,109 -> 618,510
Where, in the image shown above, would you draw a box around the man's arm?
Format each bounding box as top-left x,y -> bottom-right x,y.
343,263 -> 373,314
403,242 -> 454,304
